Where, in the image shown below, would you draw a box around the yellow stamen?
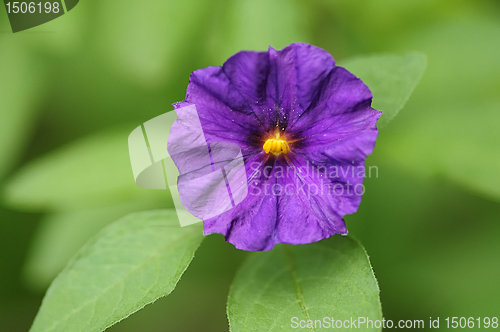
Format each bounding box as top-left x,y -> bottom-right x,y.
263,132 -> 290,155
263,140 -> 271,153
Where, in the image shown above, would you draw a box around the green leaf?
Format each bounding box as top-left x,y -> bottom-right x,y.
2,127 -> 168,211
372,20 -> 500,201
0,39 -> 42,179
346,159 -> 500,319
227,236 -> 382,332
29,210 -> 203,332
340,52 -> 427,128
378,102 -> 500,202
23,200 -> 165,291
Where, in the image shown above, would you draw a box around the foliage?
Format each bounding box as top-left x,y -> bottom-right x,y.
1,1 -> 499,331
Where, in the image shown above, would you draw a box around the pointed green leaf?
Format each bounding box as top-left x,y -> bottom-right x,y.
29,210 -> 203,332
23,200 -> 164,291
340,52 -> 427,128
227,236 -> 382,331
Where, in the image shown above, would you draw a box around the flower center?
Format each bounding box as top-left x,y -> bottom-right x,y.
263,131 -> 290,155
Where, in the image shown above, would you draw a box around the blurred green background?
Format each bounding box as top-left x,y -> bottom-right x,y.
1,0 -> 499,331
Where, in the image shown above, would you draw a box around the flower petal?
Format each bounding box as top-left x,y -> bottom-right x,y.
265,43 -> 336,128
204,151 -> 367,251
290,66 -> 380,145
177,66 -> 264,154
203,153 -> 279,251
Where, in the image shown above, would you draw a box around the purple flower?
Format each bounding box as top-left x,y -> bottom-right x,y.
169,43 -> 381,251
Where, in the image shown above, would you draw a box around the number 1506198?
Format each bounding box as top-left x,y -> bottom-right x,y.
5,2 -> 60,14
445,317 -> 498,329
